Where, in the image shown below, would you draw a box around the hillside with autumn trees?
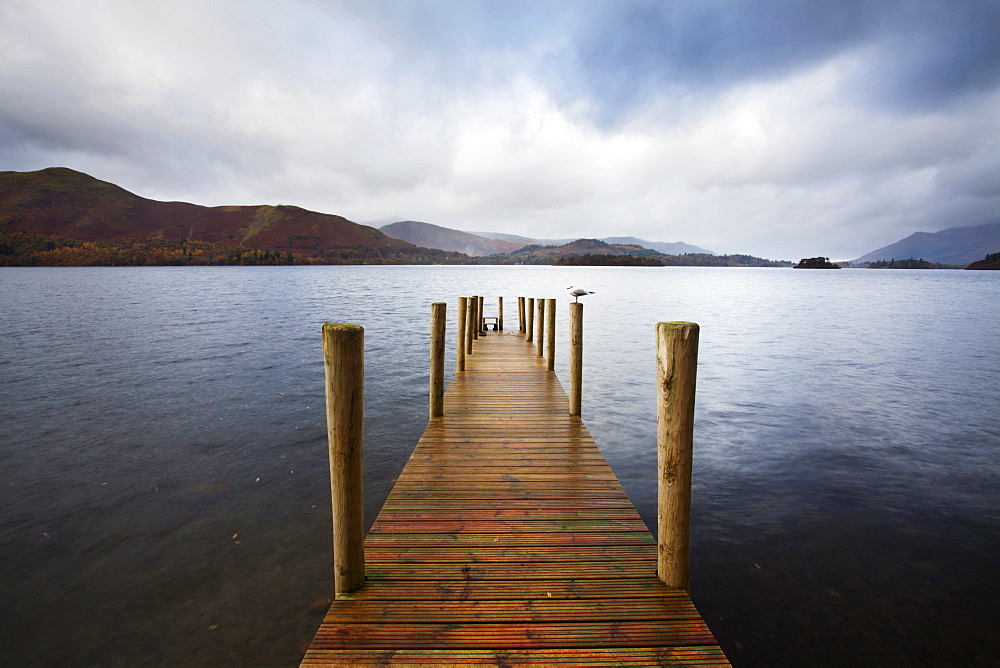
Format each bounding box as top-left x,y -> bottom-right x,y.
0,167 -> 467,265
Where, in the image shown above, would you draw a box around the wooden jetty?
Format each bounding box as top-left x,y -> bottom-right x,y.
303,301 -> 728,666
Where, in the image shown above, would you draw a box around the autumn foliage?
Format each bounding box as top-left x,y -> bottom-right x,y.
0,232 -> 469,266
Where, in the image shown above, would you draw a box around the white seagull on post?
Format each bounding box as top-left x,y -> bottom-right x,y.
567,286 -> 594,302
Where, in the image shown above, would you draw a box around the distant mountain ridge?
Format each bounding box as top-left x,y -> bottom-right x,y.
853,221 -> 1000,265
0,167 -> 414,254
512,238 -> 638,259
467,231 -> 571,245
388,226 -> 716,256
601,236 -> 714,256
380,221 -> 526,256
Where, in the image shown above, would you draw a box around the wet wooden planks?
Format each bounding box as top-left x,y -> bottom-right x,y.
302,330 -> 728,666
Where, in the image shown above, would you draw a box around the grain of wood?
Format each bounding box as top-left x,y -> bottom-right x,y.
456,296 -> 467,372
569,301 -> 583,416
429,302 -> 445,418
657,321 -> 700,590
321,323 -> 365,594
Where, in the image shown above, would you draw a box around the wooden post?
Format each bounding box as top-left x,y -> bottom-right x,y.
526,298 -> 534,343
518,297 -> 525,334
498,296 -> 504,331
430,302 -> 446,418
457,297 -> 467,371
546,298 -> 556,371
471,296 -> 479,340
478,296 -> 485,333
535,298 -> 545,356
465,297 -> 474,355
656,322 -> 699,590
569,302 -> 582,416
322,322 -> 366,594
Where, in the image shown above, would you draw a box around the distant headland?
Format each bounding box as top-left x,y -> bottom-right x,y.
966,252 -> 1000,270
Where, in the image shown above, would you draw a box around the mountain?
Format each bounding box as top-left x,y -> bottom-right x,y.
469,231 -> 714,255
0,167 -> 415,255
852,221 -> 1000,265
511,238 -> 637,260
601,236 -> 714,255
467,231 -> 569,246
380,221 -> 527,256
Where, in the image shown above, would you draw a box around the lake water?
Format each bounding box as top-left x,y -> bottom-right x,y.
1,265 -> 997,666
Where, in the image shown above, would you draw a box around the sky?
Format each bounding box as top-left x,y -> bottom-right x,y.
2,0 -> 999,260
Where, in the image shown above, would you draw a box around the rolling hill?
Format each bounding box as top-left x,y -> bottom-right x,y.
468,231 -> 715,255
852,221 -> 1000,265
601,236 -> 714,256
466,231 -> 570,246
0,167 -> 417,256
380,221 -> 527,256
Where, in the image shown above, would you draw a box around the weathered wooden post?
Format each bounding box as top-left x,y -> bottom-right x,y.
322,322 -> 366,594
535,298 -> 545,356
478,296 -> 485,333
430,302 -> 446,418
465,297 -> 475,355
526,298 -> 535,343
471,296 -> 480,341
569,302 -> 583,416
518,297 -> 525,334
546,298 -> 556,371
498,296 -> 504,331
457,297 -> 467,371
656,322 -> 699,590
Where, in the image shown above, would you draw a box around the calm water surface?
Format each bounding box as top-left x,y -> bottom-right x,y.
1,266 -> 997,666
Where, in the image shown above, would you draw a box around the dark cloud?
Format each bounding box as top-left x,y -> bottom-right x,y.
548,1 -> 874,124
543,0 -> 1000,125
846,0 -> 1000,111
933,140 -> 1000,200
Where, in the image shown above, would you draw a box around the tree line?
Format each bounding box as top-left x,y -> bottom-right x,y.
0,232 -> 471,266
555,254 -> 664,266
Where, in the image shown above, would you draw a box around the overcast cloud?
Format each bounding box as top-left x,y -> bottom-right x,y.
2,0 -> 999,259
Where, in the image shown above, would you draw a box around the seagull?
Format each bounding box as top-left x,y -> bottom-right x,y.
567,286 -> 594,302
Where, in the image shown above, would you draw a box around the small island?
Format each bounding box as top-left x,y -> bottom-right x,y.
794,256 -> 840,269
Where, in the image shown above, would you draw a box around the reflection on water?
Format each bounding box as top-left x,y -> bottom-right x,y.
1,266 -> 997,666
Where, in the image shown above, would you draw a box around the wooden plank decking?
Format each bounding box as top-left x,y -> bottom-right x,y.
302,328 -> 728,666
